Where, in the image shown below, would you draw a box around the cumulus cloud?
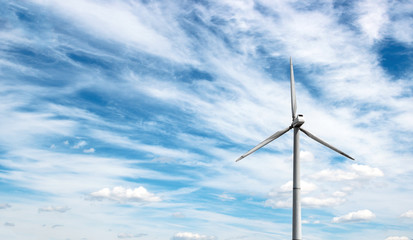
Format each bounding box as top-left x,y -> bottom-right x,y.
38,206 -> 70,213
332,209 -> 375,223
83,148 -> 95,153
172,232 -> 216,240
384,237 -> 409,240
401,210 -> 413,219
90,186 -> 161,203
313,164 -> 383,181
0,203 -> 11,209
118,233 -> 147,238
351,164 -> 384,177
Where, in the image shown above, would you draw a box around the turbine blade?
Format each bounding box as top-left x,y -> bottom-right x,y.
300,128 -> 355,160
290,57 -> 297,120
236,126 -> 292,162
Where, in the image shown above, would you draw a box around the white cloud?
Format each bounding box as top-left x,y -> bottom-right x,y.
30,0 -> 192,63
355,0 -> 389,42
341,186 -> 353,192
38,206 -> 70,213
83,148 -> 95,153
217,193 -> 235,201
277,180 -> 317,194
313,164 -> 383,181
172,232 -> 217,240
265,199 -> 290,209
384,237 -> 410,240
300,150 -> 315,162
332,191 -> 347,197
302,219 -> 320,224
312,169 -> 357,181
332,209 -> 375,223
266,179 -> 344,208
265,196 -> 344,209
351,164 -> 384,177
401,210 -> 413,219
387,1 -> 413,44
118,233 -> 146,238
73,140 -> 87,149
90,186 -> 161,203
302,197 -> 345,208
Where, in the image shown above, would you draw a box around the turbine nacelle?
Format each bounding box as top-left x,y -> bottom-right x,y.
292,114 -> 305,128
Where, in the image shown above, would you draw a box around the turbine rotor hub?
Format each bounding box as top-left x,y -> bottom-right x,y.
292,114 -> 305,128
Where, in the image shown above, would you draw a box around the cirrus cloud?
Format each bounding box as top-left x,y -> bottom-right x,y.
38,206 -> 70,213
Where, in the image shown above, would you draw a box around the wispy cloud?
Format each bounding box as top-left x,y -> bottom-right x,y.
73,140 -> 87,149
1,0 -> 413,239
38,206 -> 70,213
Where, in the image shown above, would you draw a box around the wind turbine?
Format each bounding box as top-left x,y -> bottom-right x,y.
235,58 -> 354,240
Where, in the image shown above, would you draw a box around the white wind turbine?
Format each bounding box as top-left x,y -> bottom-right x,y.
236,58 -> 354,240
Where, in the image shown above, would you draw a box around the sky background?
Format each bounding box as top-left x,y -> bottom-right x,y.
1,0 -> 413,239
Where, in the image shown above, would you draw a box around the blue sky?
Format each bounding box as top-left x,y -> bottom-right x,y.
1,0 -> 413,239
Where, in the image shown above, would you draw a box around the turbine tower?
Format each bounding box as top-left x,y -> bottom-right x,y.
235,58 -> 354,240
